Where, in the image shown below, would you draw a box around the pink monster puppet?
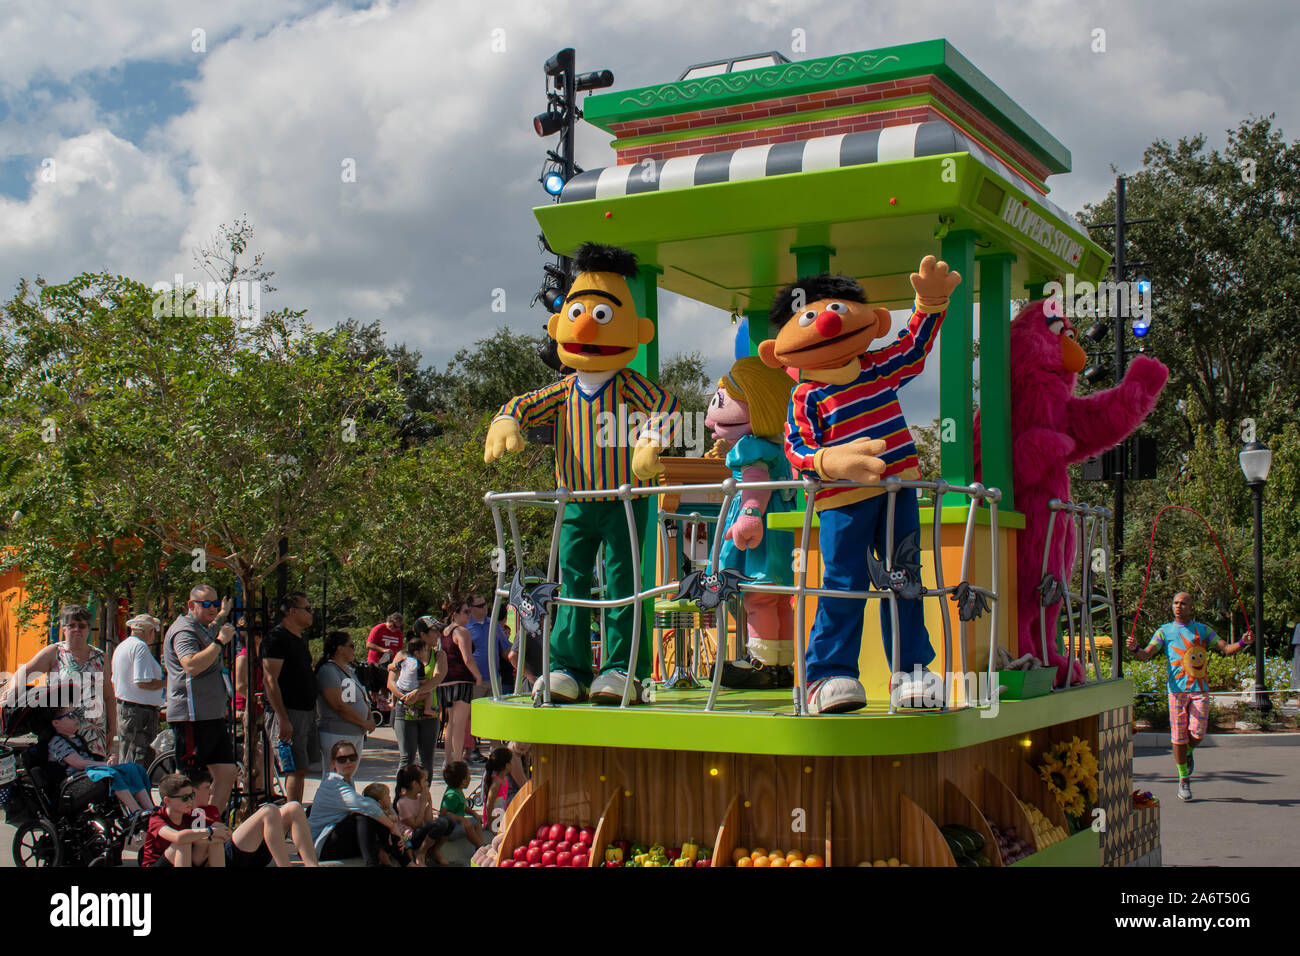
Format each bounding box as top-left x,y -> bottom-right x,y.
991,299 -> 1167,685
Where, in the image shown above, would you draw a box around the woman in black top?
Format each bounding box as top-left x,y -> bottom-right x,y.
438,600 -> 481,766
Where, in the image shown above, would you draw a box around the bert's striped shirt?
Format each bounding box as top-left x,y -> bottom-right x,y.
786,307 -> 944,510
499,369 -> 679,492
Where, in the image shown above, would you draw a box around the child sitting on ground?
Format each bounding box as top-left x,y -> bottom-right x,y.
44,707 -> 155,816
140,772 -> 225,868
439,760 -> 484,848
394,765 -> 454,866
363,782 -> 414,866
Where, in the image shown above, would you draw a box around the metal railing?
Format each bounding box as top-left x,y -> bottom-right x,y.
483,475 -> 1004,715
1039,499 -> 1121,688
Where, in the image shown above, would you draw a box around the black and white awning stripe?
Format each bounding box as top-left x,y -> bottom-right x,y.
561,119 -> 1081,230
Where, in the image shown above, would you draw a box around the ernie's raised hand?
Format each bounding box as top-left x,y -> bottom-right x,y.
910,255 -> 962,313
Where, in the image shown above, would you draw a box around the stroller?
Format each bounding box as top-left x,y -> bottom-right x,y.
0,683 -> 145,867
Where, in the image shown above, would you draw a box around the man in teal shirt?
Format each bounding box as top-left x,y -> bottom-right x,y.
1128,592 -> 1252,802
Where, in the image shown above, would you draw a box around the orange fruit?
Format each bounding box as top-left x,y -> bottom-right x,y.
753,856 -> 770,867
804,855 -> 824,867
788,859 -> 805,867
769,849 -> 785,860
770,857 -> 787,867
751,847 -> 768,859
732,848 -> 749,863
736,857 -> 753,868
785,850 -> 804,862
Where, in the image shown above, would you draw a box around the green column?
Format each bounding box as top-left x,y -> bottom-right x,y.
939,230 -> 977,506
790,244 -> 835,278
977,253 -> 1016,512
745,309 -> 769,357
627,263 -> 663,379
1027,279 -> 1055,301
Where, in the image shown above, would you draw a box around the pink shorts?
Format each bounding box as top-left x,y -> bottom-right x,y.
1169,692 -> 1208,744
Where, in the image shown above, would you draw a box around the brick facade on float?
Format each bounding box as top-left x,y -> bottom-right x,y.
608,75 -> 1052,192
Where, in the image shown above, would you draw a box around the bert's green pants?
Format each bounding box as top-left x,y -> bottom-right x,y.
549,496 -> 651,684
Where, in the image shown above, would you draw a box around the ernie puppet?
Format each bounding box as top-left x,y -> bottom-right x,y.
759,255 -> 961,714
484,243 -> 679,706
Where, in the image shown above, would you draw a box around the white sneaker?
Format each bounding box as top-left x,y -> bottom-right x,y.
806,677 -> 867,715
891,668 -> 944,709
590,669 -> 643,706
1177,778 -> 1192,802
531,670 -> 589,704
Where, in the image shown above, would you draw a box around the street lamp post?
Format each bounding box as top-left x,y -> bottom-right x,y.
1239,440 -> 1272,722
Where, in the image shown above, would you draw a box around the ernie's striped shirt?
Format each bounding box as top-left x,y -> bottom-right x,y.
499,369 -> 679,492
786,307 -> 944,510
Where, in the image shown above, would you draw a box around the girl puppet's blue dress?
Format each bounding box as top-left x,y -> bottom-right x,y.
712,435 -> 796,588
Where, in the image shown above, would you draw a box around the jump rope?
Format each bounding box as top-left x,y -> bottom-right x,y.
1127,504 -> 1289,696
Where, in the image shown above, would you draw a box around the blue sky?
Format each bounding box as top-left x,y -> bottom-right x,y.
2,0 -> 1298,426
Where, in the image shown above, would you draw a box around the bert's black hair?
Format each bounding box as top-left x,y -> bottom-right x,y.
573,242 -> 639,278
768,274 -> 867,330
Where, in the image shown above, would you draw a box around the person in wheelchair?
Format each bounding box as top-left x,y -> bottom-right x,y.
43,708 -> 155,818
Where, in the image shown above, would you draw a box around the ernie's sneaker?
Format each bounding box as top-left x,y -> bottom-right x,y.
531,670 -> 589,705
1177,778 -> 1193,802
806,677 -> 867,715
590,669 -> 644,705
891,668 -> 945,709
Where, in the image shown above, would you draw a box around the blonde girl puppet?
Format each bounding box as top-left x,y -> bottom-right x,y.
705,357 -> 798,688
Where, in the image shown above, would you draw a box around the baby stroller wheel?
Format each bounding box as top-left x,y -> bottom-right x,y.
13,818 -> 63,867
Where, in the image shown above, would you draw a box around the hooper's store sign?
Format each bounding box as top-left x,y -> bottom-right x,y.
1000,195 -> 1082,264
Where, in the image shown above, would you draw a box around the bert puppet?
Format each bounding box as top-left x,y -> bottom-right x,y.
484,243 -> 679,706
759,255 -> 961,714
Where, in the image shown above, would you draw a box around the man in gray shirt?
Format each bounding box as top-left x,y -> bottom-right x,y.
164,584 -> 237,813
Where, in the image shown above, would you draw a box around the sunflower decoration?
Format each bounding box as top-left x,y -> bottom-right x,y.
1038,737 -> 1099,825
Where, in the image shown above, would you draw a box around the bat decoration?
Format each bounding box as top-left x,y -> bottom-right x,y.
951,581 -> 990,621
867,530 -> 925,600
674,568 -> 751,611
1037,572 -> 1065,608
509,567 -> 560,637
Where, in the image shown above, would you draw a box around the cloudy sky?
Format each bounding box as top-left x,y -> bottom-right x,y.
3,0 -> 1296,424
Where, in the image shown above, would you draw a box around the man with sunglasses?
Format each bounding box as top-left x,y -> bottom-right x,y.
164,585 -> 238,815
262,591 -> 321,803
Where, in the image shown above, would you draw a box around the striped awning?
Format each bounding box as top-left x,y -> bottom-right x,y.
561,120 -> 1082,233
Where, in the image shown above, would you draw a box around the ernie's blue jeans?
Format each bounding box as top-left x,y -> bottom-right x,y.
805,488 -> 935,683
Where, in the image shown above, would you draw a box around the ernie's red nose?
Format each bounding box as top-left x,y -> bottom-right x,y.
815,311 -> 842,338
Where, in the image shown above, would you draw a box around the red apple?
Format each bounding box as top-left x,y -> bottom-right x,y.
564,826 -> 579,843
695,859 -> 710,867
556,840 -> 572,854
578,828 -> 595,846
499,859 -> 514,867
542,840 -> 556,852
557,851 -> 573,867
528,839 -> 542,850
529,862 -> 543,867
536,825 -> 550,841
548,823 -> 564,842
526,847 -> 542,865
513,846 -> 528,863
573,852 -> 589,868
541,850 -> 557,866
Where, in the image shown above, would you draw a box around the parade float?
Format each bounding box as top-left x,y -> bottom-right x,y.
473,39 -> 1161,868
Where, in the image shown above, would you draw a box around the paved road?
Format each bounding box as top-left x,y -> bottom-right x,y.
1134,744 -> 1300,866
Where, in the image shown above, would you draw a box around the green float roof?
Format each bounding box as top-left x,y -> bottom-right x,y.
471,679 -> 1132,757
582,39 -> 1072,176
